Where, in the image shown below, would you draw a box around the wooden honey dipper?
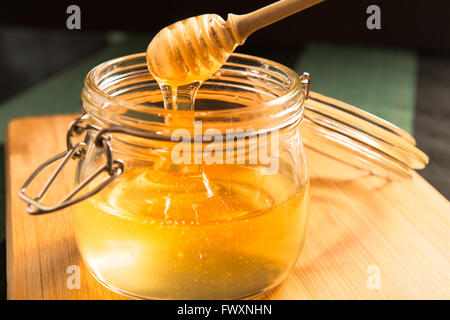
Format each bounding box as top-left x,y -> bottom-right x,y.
146,0 -> 325,87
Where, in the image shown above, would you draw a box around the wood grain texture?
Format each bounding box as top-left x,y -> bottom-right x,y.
6,114 -> 450,300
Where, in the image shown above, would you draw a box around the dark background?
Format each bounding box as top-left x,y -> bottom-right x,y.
1,0 -> 449,299
1,0 -> 450,51
1,0 -> 450,101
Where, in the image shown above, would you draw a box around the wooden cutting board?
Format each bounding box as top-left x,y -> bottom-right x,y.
6,114 -> 450,300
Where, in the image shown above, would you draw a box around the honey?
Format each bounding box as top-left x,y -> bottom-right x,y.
146,14 -> 239,111
71,52 -> 310,299
73,163 -> 309,299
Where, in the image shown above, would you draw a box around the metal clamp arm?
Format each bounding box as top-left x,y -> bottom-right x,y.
18,115 -> 124,215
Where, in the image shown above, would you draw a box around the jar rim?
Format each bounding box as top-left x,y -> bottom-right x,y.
84,53 -> 303,115
81,52 -> 307,133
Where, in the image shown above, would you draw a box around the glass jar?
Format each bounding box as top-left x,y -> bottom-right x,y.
74,53 -> 309,299
19,52 -> 428,300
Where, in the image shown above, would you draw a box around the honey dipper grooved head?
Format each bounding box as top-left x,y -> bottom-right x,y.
146,14 -> 238,87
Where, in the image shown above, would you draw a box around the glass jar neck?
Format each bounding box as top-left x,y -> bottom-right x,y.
81,53 -> 306,144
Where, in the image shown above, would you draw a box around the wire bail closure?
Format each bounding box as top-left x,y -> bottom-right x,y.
18,114 -> 124,215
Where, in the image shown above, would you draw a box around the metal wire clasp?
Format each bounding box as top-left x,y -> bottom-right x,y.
18,115 -> 124,215
300,72 -> 311,100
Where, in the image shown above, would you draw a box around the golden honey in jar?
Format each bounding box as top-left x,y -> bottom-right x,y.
72,53 -> 310,299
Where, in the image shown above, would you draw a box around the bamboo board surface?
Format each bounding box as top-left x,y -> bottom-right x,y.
6,114 -> 450,300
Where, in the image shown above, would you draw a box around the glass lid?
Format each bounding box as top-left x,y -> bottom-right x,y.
301,91 -> 429,179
